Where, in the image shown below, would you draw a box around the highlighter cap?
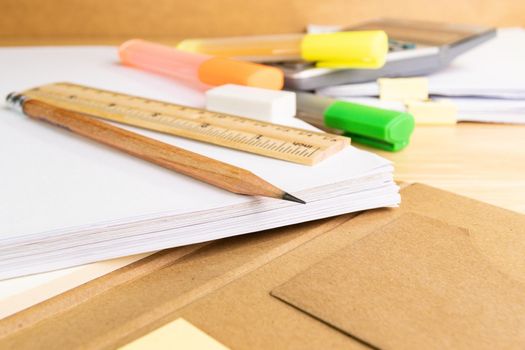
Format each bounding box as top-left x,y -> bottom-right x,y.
324,100 -> 414,151
296,93 -> 414,151
198,57 -> 284,90
119,39 -> 284,90
301,31 -> 388,68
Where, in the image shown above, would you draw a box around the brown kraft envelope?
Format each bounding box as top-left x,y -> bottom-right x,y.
272,213 -> 525,350
1,184 -> 524,349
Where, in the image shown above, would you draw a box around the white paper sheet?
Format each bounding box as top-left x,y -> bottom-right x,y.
0,45 -> 398,280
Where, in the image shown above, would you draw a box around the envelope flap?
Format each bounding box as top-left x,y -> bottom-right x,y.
271,213 -> 525,350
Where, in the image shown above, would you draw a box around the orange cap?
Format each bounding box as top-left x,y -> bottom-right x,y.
198,57 -> 284,90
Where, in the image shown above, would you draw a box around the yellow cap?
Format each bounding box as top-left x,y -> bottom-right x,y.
301,31 -> 388,68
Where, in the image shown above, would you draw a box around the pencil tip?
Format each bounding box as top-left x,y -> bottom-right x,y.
282,192 -> 306,204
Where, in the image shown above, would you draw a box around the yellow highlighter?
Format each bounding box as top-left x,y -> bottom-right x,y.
177,31 -> 388,69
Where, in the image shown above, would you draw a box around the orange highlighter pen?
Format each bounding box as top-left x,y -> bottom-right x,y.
119,39 -> 284,90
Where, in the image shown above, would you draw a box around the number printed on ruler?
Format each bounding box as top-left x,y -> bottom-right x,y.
23,82 -> 349,165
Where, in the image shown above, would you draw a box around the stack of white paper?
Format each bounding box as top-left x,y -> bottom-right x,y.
317,28 -> 525,124
0,46 -> 399,280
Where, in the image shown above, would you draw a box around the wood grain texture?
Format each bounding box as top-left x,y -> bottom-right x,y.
0,245 -> 206,337
368,123 -> 525,213
0,0 -> 524,43
23,82 -> 349,166
22,99 -> 287,200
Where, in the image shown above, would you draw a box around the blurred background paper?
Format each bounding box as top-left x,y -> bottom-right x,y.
317,28 -> 525,124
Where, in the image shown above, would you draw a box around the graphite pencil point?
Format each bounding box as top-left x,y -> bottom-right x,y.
282,192 -> 306,204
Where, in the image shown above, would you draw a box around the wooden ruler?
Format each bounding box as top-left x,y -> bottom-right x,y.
22,82 -> 349,165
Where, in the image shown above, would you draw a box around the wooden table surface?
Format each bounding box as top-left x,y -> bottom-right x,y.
369,123 -> 525,213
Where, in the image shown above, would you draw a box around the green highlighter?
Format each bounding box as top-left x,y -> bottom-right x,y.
296,93 -> 414,151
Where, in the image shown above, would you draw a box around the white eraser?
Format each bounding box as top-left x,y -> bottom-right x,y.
205,84 -> 296,123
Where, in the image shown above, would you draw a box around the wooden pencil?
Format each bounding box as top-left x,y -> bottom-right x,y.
6,94 -> 305,204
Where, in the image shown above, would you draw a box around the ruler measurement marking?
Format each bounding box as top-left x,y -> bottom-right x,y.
299,149 -> 310,157
55,83 -> 341,146
246,138 -> 259,146
228,133 -> 241,142
269,143 -> 279,151
72,85 -> 336,145
232,133 -> 245,143
308,148 -> 320,157
282,146 -> 292,154
292,148 -> 303,155
247,136 -> 257,145
276,142 -> 288,152
224,132 -> 237,142
260,139 -> 270,149
217,129 -> 230,138
23,83 -> 349,165
238,136 -> 249,143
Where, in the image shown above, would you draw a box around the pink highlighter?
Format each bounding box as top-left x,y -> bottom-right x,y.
119,39 -> 284,90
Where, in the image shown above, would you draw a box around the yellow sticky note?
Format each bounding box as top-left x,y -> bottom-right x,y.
406,99 -> 457,125
119,318 -> 229,350
378,77 -> 429,101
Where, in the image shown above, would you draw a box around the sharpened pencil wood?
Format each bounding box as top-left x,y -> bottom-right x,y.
19,98 -> 305,203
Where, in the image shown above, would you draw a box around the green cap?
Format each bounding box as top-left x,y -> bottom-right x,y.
324,100 -> 415,151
